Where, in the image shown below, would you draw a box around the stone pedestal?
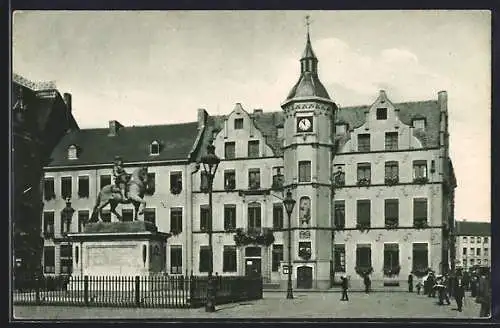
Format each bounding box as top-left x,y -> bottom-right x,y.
67,221 -> 170,279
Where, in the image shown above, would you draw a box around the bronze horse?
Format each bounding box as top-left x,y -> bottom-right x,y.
90,166 -> 150,222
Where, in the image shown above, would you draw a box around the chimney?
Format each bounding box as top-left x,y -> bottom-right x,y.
108,120 -> 123,137
253,109 -> 263,115
379,90 -> 387,102
197,108 -> 208,130
63,93 -> 72,113
438,91 -> 448,113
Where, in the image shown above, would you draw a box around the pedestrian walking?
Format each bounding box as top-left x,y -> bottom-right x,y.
471,275 -> 478,297
454,271 -> 465,312
408,274 -> 413,293
416,281 -> 422,295
363,274 -> 371,294
428,272 -> 436,298
477,270 -> 491,317
340,275 -> 349,301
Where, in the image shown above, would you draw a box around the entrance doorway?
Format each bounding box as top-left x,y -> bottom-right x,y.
297,266 -> 313,289
245,258 -> 262,277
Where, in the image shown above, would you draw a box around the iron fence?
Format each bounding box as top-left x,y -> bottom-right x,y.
13,274 -> 262,308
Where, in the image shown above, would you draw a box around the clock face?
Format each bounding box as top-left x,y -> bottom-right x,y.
297,117 -> 313,132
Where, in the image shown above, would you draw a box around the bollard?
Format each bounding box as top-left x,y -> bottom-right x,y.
205,276 -> 216,312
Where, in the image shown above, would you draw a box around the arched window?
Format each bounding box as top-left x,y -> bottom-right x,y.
68,145 -> 78,160
150,140 -> 160,155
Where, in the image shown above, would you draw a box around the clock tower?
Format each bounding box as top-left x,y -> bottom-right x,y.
281,23 -> 338,289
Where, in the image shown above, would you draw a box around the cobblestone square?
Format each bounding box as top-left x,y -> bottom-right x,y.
13,291 -> 484,320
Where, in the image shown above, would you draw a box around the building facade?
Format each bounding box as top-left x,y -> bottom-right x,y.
12,73 -> 78,279
41,32 -> 456,289
454,220 -> 491,270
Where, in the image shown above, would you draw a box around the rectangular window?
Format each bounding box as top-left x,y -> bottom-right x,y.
122,209 -> 134,222
223,246 -> 237,272
356,244 -> 372,268
200,205 -> 210,231
170,172 -> 182,194
273,203 -> 284,229
248,203 -> 262,229
61,177 -> 72,199
272,245 -> 284,272
225,142 -> 236,159
77,176 -> 89,198
234,118 -> 243,130
413,198 -> 428,226
248,169 -> 260,189
60,212 -> 71,235
384,161 -> 399,184
377,108 -> 387,120
199,246 -> 210,273
356,200 -> 371,227
462,247 -> 467,255
383,243 -> 399,272
334,244 -> 346,272
484,248 -> 489,256
471,237 -> 475,243
412,243 -> 428,272
248,140 -> 260,158
358,134 -> 370,152
145,173 -> 156,195
385,132 -> 398,150
43,246 -> 55,273
470,259 -> 475,265
144,208 -> 156,226
476,237 -> 481,243
170,246 -> 182,274
100,174 -> 111,189
101,209 -> 111,222
463,236 -> 467,242
476,248 -> 481,256
170,208 -> 183,233
77,210 -> 89,233
224,170 -> 236,190
43,212 -> 55,238
484,237 -> 489,243
384,199 -> 399,228
43,177 -> 55,200
60,244 -> 72,274
298,241 -> 312,260
298,161 -> 312,182
334,201 -> 345,229
224,205 -> 236,230
413,160 -> 428,180
357,163 -> 371,184
470,247 -> 474,255
272,166 -> 284,189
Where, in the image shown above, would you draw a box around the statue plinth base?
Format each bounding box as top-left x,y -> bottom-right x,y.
67,221 -> 170,290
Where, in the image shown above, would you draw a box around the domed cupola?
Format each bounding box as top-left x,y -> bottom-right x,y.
285,30 -> 331,101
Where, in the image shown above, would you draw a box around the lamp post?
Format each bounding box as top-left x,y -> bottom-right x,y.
200,141 -> 220,312
283,190 -> 296,299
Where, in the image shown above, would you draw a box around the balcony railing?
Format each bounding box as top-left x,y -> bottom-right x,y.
356,178 -> 371,187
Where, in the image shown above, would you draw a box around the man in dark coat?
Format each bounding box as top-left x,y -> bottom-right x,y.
341,276 -> 349,301
454,271 -> 465,312
408,274 -> 414,293
427,272 -> 436,298
363,274 -> 371,294
477,271 -> 491,317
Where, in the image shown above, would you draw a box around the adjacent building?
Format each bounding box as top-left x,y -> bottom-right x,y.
12,73 -> 78,279
454,220 -> 491,270
40,31 -> 457,289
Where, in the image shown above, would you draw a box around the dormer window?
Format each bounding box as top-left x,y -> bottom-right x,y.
150,141 -> 160,156
68,145 -> 78,160
412,118 -> 426,130
336,123 -> 348,135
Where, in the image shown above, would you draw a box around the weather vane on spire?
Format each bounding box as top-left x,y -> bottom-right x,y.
305,15 -> 311,35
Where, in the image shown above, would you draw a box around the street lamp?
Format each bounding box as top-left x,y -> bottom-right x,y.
200,141 -> 220,312
283,190 -> 296,299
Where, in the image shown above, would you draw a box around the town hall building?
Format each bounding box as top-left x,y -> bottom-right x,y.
39,30 -> 457,289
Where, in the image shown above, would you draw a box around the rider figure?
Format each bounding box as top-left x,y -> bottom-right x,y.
113,156 -> 128,200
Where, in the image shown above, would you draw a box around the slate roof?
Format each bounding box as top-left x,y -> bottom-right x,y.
455,221 -> 491,236
337,100 -> 441,148
46,122 -> 200,167
286,72 -> 331,101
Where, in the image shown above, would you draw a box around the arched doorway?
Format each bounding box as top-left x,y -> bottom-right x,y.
297,266 -> 313,289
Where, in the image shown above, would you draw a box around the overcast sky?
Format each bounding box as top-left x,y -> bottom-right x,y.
12,10 -> 490,222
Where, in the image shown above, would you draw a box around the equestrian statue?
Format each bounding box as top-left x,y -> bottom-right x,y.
90,156 -> 150,222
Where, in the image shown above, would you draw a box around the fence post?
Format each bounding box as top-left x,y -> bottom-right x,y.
84,276 -> 89,306
135,276 -> 140,306
35,276 -> 41,305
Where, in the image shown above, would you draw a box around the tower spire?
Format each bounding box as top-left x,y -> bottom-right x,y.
306,15 -> 311,40
300,15 -> 318,74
